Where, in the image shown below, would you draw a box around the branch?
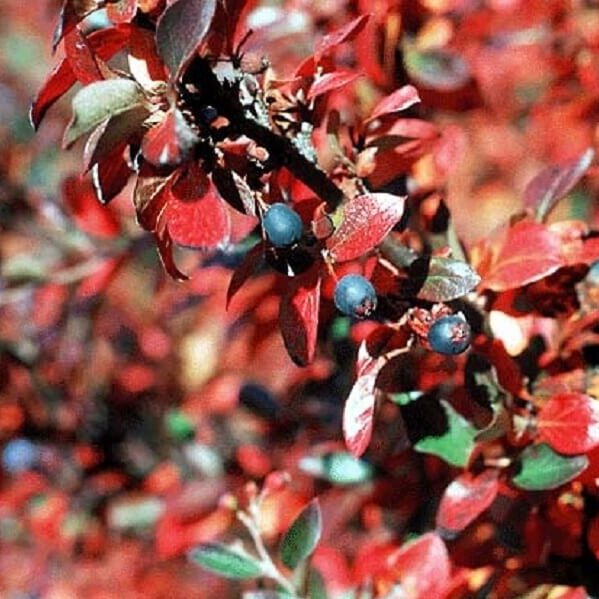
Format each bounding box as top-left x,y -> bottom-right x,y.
180,57 -> 345,210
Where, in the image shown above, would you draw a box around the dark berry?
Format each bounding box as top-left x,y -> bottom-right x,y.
263,203 -> 303,247
427,314 -> 471,355
334,274 -> 377,318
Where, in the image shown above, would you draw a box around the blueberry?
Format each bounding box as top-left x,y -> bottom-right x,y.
427,314 -> 471,355
2,438 -> 38,473
334,274 -> 377,318
263,203 -> 303,247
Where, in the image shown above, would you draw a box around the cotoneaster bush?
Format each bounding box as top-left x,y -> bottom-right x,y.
1,0 -> 599,597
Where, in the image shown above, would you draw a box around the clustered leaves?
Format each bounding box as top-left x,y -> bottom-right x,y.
5,0 -> 599,597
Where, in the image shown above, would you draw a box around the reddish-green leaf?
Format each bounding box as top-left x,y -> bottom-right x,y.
512,443 -> 588,491
190,543 -> 263,579
404,46 -> 470,91
134,170 -> 170,231
280,499 -> 322,569
416,256 -> 480,302
524,149 -> 594,221
480,220 -> 563,292
367,85 -> 420,123
389,533 -> 451,599
436,469 -> 499,535
537,392 -> 599,455
64,79 -> 145,147
83,105 -> 148,171
327,193 -> 406,262
279,267 -> 321,366
156,0 -> 217,80
307,71 -> 361,101
163,164 -> 230,249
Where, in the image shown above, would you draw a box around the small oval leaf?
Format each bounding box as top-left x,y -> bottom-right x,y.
64,79 -> 144,147
190,543 -> 264,579
328,193 -> 406,262
280,498 -> 322,569
512,443 -> 588,491
537,392 -> 599,455
415,256 -> 480,302
436,469 -> 499,536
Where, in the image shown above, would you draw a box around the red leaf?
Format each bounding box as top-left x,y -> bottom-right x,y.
156,0 -> 217,80
162,164 -> 230,249
134,169 -> 170,231
435,469 -> 499,535
327,193 -> 406,262
76,256 -> 123,299
64,27 -> 104,85
537,392 -> 599,455
154,226 -> 189,281
295,14 -> 369,77
279,267 -> 321,366
480,220 -> 563,292
141,108 -> 198,167
62,175 -> 121,238
367,85 -> 421,122
389,533 -> 451,599
52,0 -> 103,50
315,14 -> 370,61
91,145 -> 132,205
31,26 -> 130,129
524,149 -> 594,220
343,353 -> 384,457
226,243 -> 264,308
307,71 -> 361,101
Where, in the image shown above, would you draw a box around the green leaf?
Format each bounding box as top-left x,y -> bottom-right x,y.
299,452 -> 374,485
64,79 -> 144,147
511,443 -> 589,491
416,257 -> 480,302
414,400 -> 477,467
280,499 -> 322,569
307,567 -> 329,599
190,543 -> 264,579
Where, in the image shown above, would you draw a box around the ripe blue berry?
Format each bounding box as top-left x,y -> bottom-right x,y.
427,314 -> 471,355
263,203 -> 303,247
334,274 -> 377,318
2,438 -> 38,473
